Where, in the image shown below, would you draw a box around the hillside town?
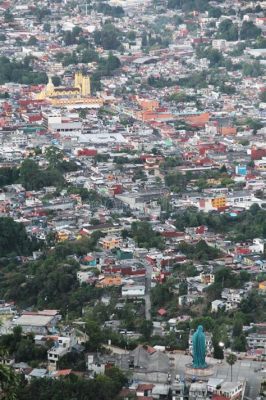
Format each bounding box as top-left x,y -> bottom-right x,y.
0,0 -> 266,399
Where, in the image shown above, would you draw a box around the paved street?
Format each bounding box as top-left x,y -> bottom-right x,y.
145,263 -> 152,321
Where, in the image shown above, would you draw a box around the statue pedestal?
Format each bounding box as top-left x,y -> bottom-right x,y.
185,364 -> 214,379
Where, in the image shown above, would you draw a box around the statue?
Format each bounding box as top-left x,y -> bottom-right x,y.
192,325 -> 208,369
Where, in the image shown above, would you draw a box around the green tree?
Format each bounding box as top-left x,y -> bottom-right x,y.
0,167 -> 19,187
45,146 -> 64,168
27,36 -> 38,46
85,319 -> 104,351
179,281 -> 188,296
260,90 -> 266,103
226,353 -> 237,382
52,76 -> 61,86
0,217 -> 33,256
208,7 -> 221,18
240,21 -> 261,40
139,320 -> 153,340
131,221 -> 165,250
242,61 -> 262,78
232,319 -> 243,337
232,334 -> 246,352
94,24 -> 121,50
4,10 -> 14,23
217,19 -> 238,41
43,23 -> 51,32
0,363 -> 20,400
213,341 -> 224,360
33,7 -> 51,23
245,118 -> 263,133
191,317 -> 215,332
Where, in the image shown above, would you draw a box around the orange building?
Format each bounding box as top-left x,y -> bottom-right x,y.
136,97 -> 159,111
219,126 -> 237,136
258,281 -> 266,292
211,196 -> 226,209
96,276 -> 122,288
184,112 -> 210,126
135,110 -> 175,122
100,236 -> 122,250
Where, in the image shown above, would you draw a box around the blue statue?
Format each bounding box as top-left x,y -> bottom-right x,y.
192,325 -> 208,369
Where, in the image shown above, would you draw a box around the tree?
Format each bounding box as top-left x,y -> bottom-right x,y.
97,53 -> 121,76
220,165 -> 227,174
165,172 -> 187,192
213,341 -> 224,360
208,7 -> 221,18
242,61 -> 262,78
27,36 -> 38,46
0,166 -> 19,187
179,281 -> 188,296
0,217 -> 33,256
127,31 -> 136,41
85,319 -> 104,351
94,24 -> 121,50
140,320 -> 153,340
240,21 -> 261,40
16,368 -> 127,400
0,56 -> 48,85
217,19 -> 238,41
232,319 -> 243,338
131,221 -> 165,250
44,146 -> 64,168
232,334 -> 246,352
97,3 -> 124,17
19,158 -> 64,190
43,23 -> 51,32
79,109 -> 88,119
204,48 -> 224,67
141,32 -> 148,47
245,118 -> 263,133
4,10 -> 14,23
260,90 -> 266,103
226,353 -> 237,382
81,48 -> 99,63
52,76 -> 61,86
0,363 -> 20,400
33,7 -> 51,23
191,317 -> 215,332
106,53 -> 121,71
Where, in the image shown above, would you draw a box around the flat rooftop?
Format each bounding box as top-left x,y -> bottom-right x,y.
13,314 -> 54,327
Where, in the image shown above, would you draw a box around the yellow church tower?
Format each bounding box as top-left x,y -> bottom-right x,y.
74,72 -> 91,97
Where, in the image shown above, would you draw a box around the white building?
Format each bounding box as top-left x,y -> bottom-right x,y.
48,335 -> 77,371
250,238 -> 265,254
87,354 -> 105,376
121,284 -> 145,297
211,299 -> 225,313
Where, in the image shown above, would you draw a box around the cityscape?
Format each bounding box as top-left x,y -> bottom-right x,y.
0,0 -> 266,399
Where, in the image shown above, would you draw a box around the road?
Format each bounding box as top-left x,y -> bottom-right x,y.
145,263 -> 152,321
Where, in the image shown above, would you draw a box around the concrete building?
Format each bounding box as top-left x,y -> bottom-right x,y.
12,311 -> 60,334
122,284 -> 145,297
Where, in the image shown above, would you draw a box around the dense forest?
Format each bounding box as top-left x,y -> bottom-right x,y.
0,217 -> 37,256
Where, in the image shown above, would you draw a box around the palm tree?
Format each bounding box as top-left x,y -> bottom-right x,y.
226,353 -> 237,382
